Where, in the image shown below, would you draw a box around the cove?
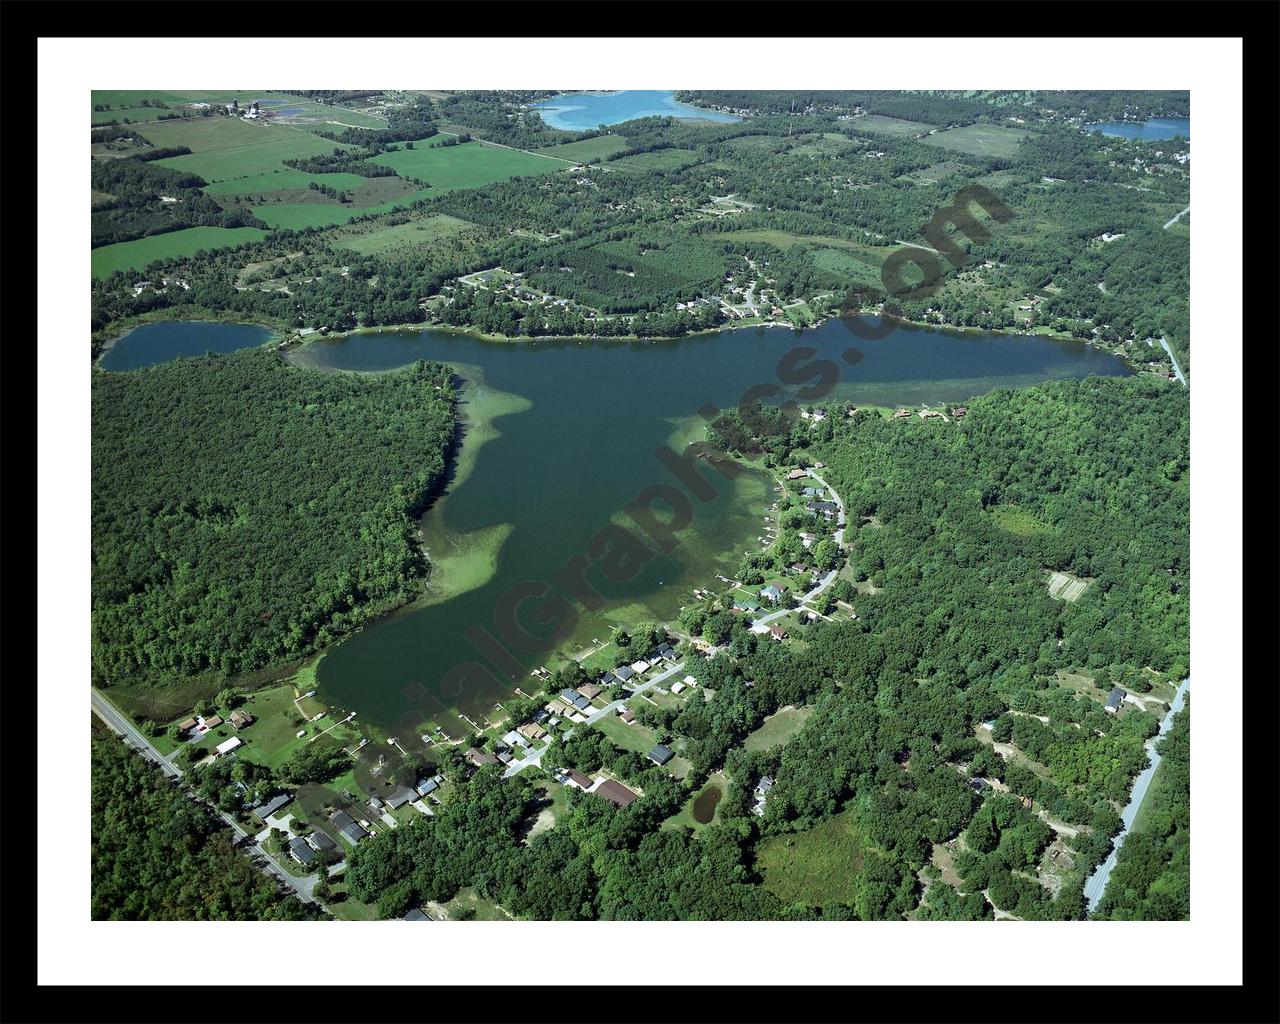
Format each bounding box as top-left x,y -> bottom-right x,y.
292,317 -> 1131,734
1086,117 -> 1189,142
99,320 -> 275,371
531,90 -> 741,131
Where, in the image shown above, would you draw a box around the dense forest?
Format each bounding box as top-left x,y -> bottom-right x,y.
91,350 -> 457,684
91,730 -> 320,920
337,375 -> 1189,920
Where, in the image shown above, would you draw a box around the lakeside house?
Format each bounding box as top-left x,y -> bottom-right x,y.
577,683 -> 603,700
786,468 -> 809,480
416,777 -> 440,797
629,660 -> 651,675
614,666 -> 636,683
465,747 -> 497,767
760,584 -> 784,604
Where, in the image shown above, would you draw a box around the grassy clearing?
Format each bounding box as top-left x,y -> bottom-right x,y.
988,504 -> 1053,537
854,115 -> 936,138
924,124 -> 1031,159
91,226 -> 268,279
902,160 -> 971,184
756,809 -> 866,908
93,105 -> 176,125
441,886 -> 512,921
608,148 -> 702,173
372,140 -> 563,191
594,713 -> 657,756
743,705 -> 815,752
811,247 -> 882,287
535,136 -> 629,163
331,214 -> 482,257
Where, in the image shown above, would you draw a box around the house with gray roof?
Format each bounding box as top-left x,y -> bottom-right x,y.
288,836 -> 316,866
648,744 -> 674,766
252,792 -> 293,821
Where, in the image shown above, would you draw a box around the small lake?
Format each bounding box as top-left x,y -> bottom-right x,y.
98,321 -> 275,371
531,90 -> 741,131
692,784 -> 723,824
287,317 -> 1131,732
1087,117 -> 1189,141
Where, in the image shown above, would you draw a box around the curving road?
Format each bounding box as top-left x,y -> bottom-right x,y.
1083,677 -> 1190,913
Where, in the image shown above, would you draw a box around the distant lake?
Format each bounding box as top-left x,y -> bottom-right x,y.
1087,117 -> 1190,141
98,321 -> 275,371
532,90 -> 741,130
287,317 -> 1132,731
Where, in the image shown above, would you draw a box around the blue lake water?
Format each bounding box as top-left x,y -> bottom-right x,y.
532,90 -> 741,130
99,321 -> 275,371
1087,117 -> 1189,141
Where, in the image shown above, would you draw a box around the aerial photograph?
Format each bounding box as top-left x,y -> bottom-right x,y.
87,86 -> 1191,924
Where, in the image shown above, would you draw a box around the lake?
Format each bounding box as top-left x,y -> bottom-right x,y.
286,317 -> 1131,733
531,90 -> 741,131
1087,117 -> 1189,141
98,321 -> 275,371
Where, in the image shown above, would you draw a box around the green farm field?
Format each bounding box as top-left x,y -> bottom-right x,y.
608,148 -> 702,173
372,140 -> 566,191
924,123 -> 1032,159
203,169 -> 370,196
535,136 -> 629,163
743,705 -> 815,752
138,117 -> 351,182
91,226 -> 268,279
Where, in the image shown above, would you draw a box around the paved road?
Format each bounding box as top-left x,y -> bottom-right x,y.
1159,336 -> 1188,388
1163,205 -> 1190,230
1083,677 -> 1190,913
91,687 -> 321,907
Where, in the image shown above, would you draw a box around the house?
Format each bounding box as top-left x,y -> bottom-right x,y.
593,779 -> 639,809
768,625 -> 787,642
802,486 -> 822,498
786,468 -> 809,480
416,777 -> 440,797
465,747 -> 497,767
560,688 -> 583,705
894,408 -> 912,419
614,665 -> 636,683
386,786 -> 418,810
648,744 -> 674,766
403,908 -> 430,921
807,500 -> 838,518
918,409 -> 942,419
564,769 -> 593,790
760,584 -> 784,604
331,812 -> 368,846
733,598 -> 762,613
950,406 -> 968,420
547,699 -> 569,716
307,831 -> 336,853
577,683 -> 603,700
368,796 -> 384,811
598,673 -> 620,689
619,708 -> 636,724
215,736 -> 242,757
752,776 -> 775,816
288,836 -> 317,865
518,722 -> 547,741
682,675 -> 697,688
658,645 -> 679,661
229,710 -> 255,731
629,660 -> 651,675
252,792 -> 292,821
177,717 -> 197,733
496,750 -> 514,765
670,681 -> 686,694
532,708 -> 550,724
968,777 -> 988,792
202,715 -> 224,730
1104,686 -> 1127,713
571,694 -> 591,712
503,729 -> 530,749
